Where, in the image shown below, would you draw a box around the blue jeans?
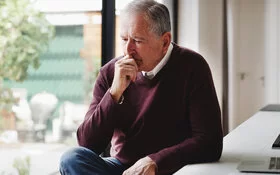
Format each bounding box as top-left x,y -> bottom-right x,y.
59,147 -> 127,175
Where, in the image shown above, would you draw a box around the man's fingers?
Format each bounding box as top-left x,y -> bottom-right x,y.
121,59 -> 138,72
120,66 -> 137,82
116,59 -> 138,82
121,55 -> 138,71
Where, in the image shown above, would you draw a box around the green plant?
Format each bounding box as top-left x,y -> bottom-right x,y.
0,0 -> 54,115
13,156 -> 30,175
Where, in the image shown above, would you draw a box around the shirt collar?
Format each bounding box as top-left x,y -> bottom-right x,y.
142,43 -> 173,79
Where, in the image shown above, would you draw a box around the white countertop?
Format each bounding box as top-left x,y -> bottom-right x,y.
174,111 -> 280,175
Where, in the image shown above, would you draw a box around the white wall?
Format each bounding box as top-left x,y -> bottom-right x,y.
228,0 -> 265,130
198,0 -> 223,111
178,0 -> 199,52
264,0 -> 280,104
227,0 -> 240,131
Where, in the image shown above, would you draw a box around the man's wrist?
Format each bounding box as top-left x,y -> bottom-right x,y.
109,88 -> 123,104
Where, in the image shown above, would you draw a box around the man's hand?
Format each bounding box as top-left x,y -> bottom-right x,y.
122,156 -> 157,175
110,55 -> 138,102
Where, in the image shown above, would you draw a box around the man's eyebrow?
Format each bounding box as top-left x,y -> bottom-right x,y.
132,36 -> 146,40
120,34 -> 146,41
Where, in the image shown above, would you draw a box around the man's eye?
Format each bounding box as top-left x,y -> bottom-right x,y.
135,40 -> 142,43
122,38 -> 128,42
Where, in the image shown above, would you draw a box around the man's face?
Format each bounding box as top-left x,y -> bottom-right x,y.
120,13 -> 168,72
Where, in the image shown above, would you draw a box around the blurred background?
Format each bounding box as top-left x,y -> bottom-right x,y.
0,0 -> 280,174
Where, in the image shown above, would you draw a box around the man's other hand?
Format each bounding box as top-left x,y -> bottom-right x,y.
122,156 -> 157,175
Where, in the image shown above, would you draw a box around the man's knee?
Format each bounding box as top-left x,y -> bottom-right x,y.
60,147 -> 80,168
60,147 -> 96,168
60,147 -> 114,175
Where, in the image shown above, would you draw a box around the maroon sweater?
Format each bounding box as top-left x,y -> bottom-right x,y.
77,43 -> 223,175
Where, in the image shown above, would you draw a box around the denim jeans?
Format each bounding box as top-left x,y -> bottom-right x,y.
59,147 -> 127,175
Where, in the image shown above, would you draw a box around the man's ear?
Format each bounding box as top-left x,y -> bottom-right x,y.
162,32 -> 171,51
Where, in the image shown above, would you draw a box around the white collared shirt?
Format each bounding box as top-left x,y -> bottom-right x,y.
142,43 -> 173,79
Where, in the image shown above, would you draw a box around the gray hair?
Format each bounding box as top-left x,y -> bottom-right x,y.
121,0 -> 171,37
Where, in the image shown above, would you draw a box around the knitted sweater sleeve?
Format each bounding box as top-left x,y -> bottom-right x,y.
148,56 -> 223,174
76,68 -> 117,154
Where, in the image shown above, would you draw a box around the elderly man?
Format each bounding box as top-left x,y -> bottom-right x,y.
59,0 -> 223,174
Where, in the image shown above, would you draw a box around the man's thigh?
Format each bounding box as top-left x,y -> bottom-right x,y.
60,147 -> 126,175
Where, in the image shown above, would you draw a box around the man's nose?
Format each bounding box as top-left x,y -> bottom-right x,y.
125,39 -> 135,56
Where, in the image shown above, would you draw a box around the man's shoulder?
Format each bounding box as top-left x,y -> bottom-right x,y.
172,43 -> 203,59
171,43 -> 208,67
